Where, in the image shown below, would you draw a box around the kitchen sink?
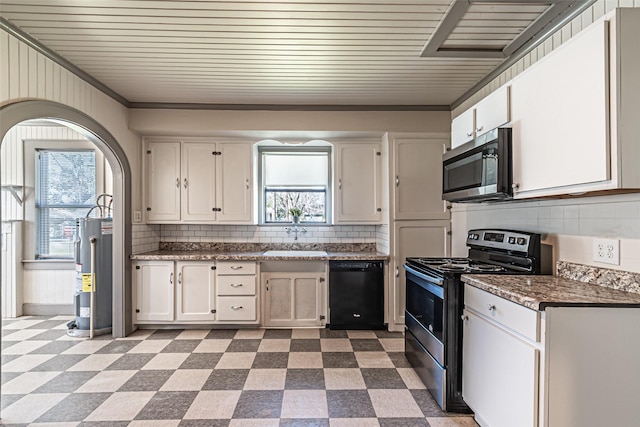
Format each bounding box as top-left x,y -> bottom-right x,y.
262,250 -> 328,257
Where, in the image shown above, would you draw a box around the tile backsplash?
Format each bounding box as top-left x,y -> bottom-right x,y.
132,223 -> 387,254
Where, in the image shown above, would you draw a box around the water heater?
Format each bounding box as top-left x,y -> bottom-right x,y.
67,217 -> 113,337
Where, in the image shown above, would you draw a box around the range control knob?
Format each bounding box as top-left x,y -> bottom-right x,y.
517,237 -> 527,245
508,237 -> 516,244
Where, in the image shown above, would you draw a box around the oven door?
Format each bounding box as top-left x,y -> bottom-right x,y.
442,127 -> 512,202
404,266 -> 445,366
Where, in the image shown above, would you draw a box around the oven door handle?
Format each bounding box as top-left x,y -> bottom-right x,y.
403,264 -> 444,286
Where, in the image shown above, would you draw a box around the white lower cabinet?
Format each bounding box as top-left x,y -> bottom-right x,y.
133,260 -> 258,325
462,284 -> 640,427
262,272 -> 325,328
175,261 -> 216,321
133,261 -> 175,322
216,261 -> 259,323
462,309 -> 539,427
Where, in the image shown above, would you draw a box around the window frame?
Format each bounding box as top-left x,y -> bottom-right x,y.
24,139 -> 106,261
258,146 -> 332,225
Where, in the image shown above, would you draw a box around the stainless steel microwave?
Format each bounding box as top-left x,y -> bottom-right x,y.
442,127 -> 512,202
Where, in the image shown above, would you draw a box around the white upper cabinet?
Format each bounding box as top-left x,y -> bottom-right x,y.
216,142 -> 252,223
451,85 -> 510,149
511,20 -> 609,197
181,143 -> 217,221
145,139 -> 253,224
510,9 -> 640,198
451,108 -> 475,149
334,141 -> 382,223
392,137 -> 449,220
146,142 -> 181,222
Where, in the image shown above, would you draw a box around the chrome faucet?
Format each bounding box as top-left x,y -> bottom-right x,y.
285,224 -> 307,241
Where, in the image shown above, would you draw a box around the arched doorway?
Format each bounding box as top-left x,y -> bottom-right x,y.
0,100 -> 133,337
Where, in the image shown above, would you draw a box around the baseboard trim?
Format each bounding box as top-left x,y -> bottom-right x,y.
23,303 -> 73,316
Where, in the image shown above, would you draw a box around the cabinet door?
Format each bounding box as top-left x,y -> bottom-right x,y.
393,138 -> 449,220
392,221 -> 450,326
474,85 -> 510,137
451,108 -> 475,149
216,142 -> 252,223
335,142 -> 381,223
462,309 -> 538,427
510,21 -> 609,197
175,262 -> 216,321
146,142 -> 181,222
263,273 -> 323,327
134,261 -> 174,322
181,143 -> 216,221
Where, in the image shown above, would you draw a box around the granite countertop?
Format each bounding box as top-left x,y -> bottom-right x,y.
461,274 -> 640,311
130,250 -> 388,261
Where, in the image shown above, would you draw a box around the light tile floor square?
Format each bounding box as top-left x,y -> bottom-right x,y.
287,352 -> 323,368
257,338 -> 291,352
1,393 -> 68,423
183,390 -> 242,419
85,391 -> 155,421
128,339 -> 172,353
324,368 -> 366,390
75,369 -> 137,392
321,338 -> 353,352
141,352 -> 189,370
160,368 -> 213,391
216,352 -> 256,369
67,354 -> 122,371
2,354 -> 56,372
354,352 -> 394,369
1,371 -> 61,394
193,338 -> 232,353
368,389 -> 424,418
244,368 -> 287,390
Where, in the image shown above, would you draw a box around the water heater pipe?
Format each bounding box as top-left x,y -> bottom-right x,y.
89,237 -> 97,339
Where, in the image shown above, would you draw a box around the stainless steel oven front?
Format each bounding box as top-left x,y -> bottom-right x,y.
404,265 -> 469,413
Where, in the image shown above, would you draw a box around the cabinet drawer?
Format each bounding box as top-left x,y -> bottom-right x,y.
217,296 -> 257,321
465,284 -> 539,342
217,275 -> 256,296
216,261 -> 256,275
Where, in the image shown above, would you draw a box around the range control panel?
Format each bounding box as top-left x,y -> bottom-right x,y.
466,229 -> 535,252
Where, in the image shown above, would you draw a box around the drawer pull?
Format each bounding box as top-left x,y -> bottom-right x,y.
487,304 -> 496,312
353,313 -> 361,318
461,315 -> 469,321
231,305 -> 243,310
230,283 -> 243,288
230,266 -> 243,270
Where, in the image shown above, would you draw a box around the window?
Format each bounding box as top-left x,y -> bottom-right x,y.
260,148 -> 331,224
35,149 -> 96,259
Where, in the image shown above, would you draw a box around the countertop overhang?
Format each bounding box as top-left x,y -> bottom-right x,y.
461,274 -> 640,311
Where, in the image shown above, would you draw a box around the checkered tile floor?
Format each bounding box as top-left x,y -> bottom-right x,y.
1,316 -> 478,426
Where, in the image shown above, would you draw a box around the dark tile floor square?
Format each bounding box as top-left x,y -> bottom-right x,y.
96,340 -> 142,354
388,353 -> 412,368
326,389 -> 376,418
202,369 -> 249,390
179,352 -> 222,369
27,330 -> 69,341
179,420 -> 230,427
263,329 -> 292,339
106,353 -> 155,370
205,329 -> 238,339
319,329 -> 349,339
322,352 -> 358,368
29,340 -> 81,354
30,354 -> 87,372
280,419 -> 330,427
34,371 -> 98,393
118,370 -> 173,391
361,368 -> 407,389
290,339 -> 322,352
285,368 -> 325,389
226,339 -> 261,352
135,391 -> 198,420
35,392 -> 111,423
148,329 -> 184,340
26,320 -> 67,330
161,339 -> 202,353
0,393 -> 24,411
350,339 -> 385,352
233,390 -> 284,418
252,352 -> 289,369
379,418 -> 430,426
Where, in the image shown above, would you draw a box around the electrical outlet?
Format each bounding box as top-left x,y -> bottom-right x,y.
133,211 -> 142,222
592,238 -> 620,265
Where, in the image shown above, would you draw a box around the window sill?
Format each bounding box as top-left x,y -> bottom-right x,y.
23,260 -> 76,270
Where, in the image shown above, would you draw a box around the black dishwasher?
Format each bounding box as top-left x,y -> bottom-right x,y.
328,260 -> 385,330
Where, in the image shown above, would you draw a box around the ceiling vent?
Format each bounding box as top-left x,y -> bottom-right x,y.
421,0 -> 585,58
